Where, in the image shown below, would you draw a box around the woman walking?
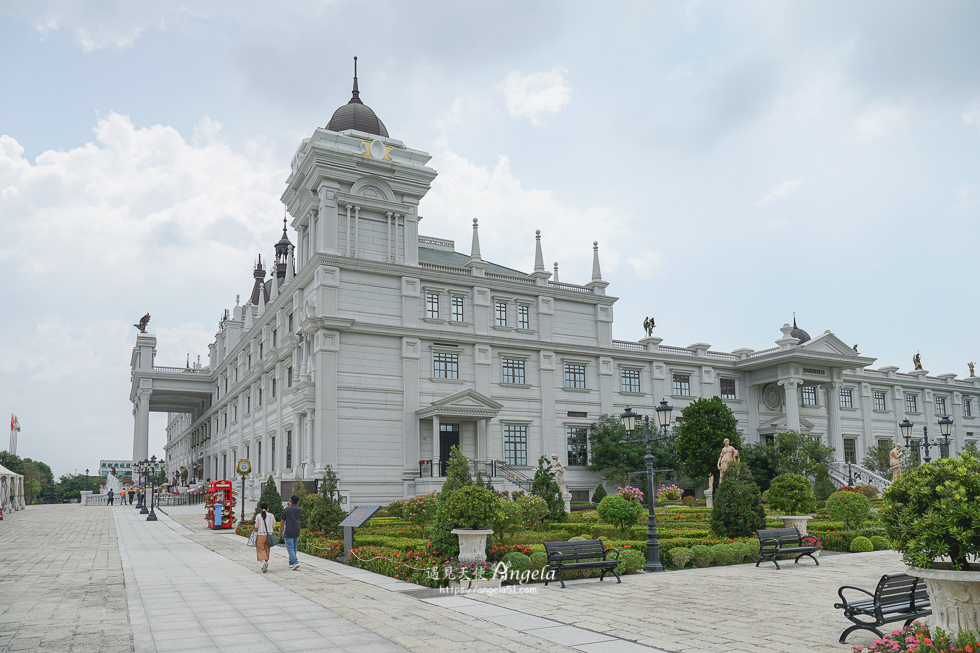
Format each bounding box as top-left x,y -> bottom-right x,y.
255,501 -> 276,573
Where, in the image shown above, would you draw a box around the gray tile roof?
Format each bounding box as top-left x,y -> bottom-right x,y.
418,247 -> 528,277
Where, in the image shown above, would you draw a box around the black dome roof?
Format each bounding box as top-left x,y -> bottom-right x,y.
326,58 -> 388,138
791,317 -> 810,344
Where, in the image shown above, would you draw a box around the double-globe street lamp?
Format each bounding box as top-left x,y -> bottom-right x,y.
899,416 -> 953,464
620,399 -> 674,573
146,455 -> 162,522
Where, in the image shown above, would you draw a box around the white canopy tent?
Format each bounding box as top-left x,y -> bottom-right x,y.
0,463 -> 25,513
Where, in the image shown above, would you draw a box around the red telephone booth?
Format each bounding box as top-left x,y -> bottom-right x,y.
206,480 -> 236,529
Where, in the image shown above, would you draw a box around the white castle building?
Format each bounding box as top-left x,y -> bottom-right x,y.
130,70 -> 980,503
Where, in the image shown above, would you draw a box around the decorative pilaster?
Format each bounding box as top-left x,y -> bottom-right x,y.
779,379 -> 801,432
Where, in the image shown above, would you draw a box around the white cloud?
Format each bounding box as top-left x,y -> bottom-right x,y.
33,1 -> 201,51
501,66 -> 572,125
855,106 -> 907,140
627,251 -> 663,280
755,178 -> 803,206
962,101 -> 980,130
424,151 -> 624,283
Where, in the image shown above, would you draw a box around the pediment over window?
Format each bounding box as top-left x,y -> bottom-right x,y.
800,332 -> 861,357
416,388 -> 503,420
758,415 -> 815,435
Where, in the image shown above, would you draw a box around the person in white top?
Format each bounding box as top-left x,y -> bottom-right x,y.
255,501 -> 276,573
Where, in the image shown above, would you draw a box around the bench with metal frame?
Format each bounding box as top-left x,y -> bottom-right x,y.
833,572 -> 931,643
543,539 -> 621,589
755,527 -> 820,569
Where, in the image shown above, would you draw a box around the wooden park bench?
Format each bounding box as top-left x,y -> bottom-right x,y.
543,539 -> 621,589
834,573 -> 931,643
755,527 -> 820,569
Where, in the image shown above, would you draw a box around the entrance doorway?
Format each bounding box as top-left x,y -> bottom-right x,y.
439,423 -> 460,476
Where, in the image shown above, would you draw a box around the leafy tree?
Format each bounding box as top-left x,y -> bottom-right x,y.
708,462 -> 766,538
675,397 -> 740,491
825,490 -> 871,531
597,495 -> 643,536
740,442 -> 778,492
813,465 -> 837,501
0,451 -> 23,475
255,475 -> 284,520
861,441 -> 894,477
55,473 -> 101,501
774,430 -> 835,478
587,414 -> 675,488
430,446 -> 473,557
765,473 -> 816,515
23,458 -> 54,491
963,442 -> 980,460
531,455 -> 567,523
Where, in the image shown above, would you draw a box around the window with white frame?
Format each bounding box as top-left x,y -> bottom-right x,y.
502,358 -> 526,385
287,366 -> 293,387
840,388 -> 853,408
965,398 -> 973,417
720,378 -> 736,400
621,369 -> 641,393
273,329 -> 278,347
518,304 -> 530,330
873,391 -> 886,411
271,378 -> 276,398
451,296 -> 464,322
288,313 -> 293,332
564,363 -> 586,389
433,352 -> 459,379
672,374 -> 691,396
425,293 -> 440,319
285,430 -> 292,468
906,394 -> 918,413
504,425 -> 527,466
802,385 -> 817,406
494,302 -> 508,327
843,438 -> 857,464
936,396 -> 947,416
566,427 -> 588,466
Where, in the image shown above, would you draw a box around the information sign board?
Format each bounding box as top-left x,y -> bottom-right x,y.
339,504 -> 382,528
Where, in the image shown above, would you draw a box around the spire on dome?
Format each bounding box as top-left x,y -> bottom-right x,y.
350,56 -> 362,104
275,212 -> 292,281
325,56 -> 389,137
249,255 -> 267,306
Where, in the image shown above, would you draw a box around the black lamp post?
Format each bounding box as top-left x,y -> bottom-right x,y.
620,399 -> 674,573
847,462 -> 854,486
134,460 -> 145,510
146,455 -> 158,521
139,460 -> 150,514
85,469 -> 89,492
899,417 -> 952,464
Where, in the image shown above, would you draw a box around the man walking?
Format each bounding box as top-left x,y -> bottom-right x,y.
281,495 -> 302,570
107,488 -> 114,506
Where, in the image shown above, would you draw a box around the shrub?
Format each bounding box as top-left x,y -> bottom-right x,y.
500,552 -> 531,575
709,462 -> 766,538
387,499 -> 406,519
442,486 -> 499,530
429,446 -> 473,557
710,543 -> 734,566
730,543 -> 746,564
883,454 -> 980,570
531,455 -> 567,523
850,536 -> 874,553
529,551 -> 548,575
825,490 -> 872,531
568,535 -> 587,541
854,484 -> 878,499
670,547 -> 693,569
619,549 -> 645,574
514,495 -> 549,531
597,495 -> 644,536
255,476 -> 284,520
403,492 -> 438,538
691,544 -> 713,568
870,535 -> 890,551
765,474 -> 816,515
682,495 -> 697,507
591,484 -> 607,504
740,539 -> 761,562
812,465 -> 837,501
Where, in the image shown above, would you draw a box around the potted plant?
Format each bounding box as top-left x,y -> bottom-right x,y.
883,454 -> 980,635
442,485 -> 500,564
765,473 -> 817,535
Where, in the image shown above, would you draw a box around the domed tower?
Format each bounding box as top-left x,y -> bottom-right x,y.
274,215 -> 292,282
790,315 -> 811,344
281,57 -> 437,271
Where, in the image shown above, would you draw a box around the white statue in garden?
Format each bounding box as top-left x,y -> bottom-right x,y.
550,454 -> 567,495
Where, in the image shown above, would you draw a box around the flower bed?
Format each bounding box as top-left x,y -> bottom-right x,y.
853,622 -> 980,652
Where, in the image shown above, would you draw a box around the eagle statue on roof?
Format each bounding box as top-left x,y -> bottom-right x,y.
134,313 -> 151,334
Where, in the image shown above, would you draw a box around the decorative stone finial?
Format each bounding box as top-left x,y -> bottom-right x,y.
470,218 -> 482,260
534,230 -> 545,272
553,262 -> 559,282
591,241 -> 602,281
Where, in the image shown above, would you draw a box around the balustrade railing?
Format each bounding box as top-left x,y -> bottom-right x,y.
612,340 -> 644,351
548,281 -> 593,294
153,366 -> 211,375
659,346 -> 695,357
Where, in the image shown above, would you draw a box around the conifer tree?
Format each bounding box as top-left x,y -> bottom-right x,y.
429,446 -> 472,557
531,455 -> 567,523
708,462 -> 765,538
255,475 -> 284,520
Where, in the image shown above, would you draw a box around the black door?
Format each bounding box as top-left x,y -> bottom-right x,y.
439,424 -> 460,476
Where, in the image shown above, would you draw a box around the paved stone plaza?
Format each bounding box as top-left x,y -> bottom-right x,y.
0,504 -> 909,652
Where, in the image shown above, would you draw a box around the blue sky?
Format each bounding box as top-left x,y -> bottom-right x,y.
2,1 -> 979,477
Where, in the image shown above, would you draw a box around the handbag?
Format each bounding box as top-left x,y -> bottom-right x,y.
247,530 -> 257,547
266,532 -> 279,547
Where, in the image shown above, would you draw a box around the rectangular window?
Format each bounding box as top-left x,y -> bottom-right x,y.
225,377 -> 228,393
504,425 -> 527,466
672,374 -> 691,396
271,436 -> 276,470
426,293 -> 440,319
288,313 -> 293,332
839,388 -> 853,409
936,397 -> 947,416
843,438 -> 856,464
720,378 -> 736,400
965,398 -> 973,417
271,378 -> 276,398
286,430 -> 292,468
258,388 -> 262,406
495,302 -> 508,327
564,363 -> 586,389
873,391 -> 886,411
566,427 -> 588,466
502,358 -> 526,385
287,366 -> 293,387
621,369 -> 641,393
451,296 -> 464,322
518,304 -> 530,330
232,404 -> 237,421
272,329 -> 277,348
257,442 -> 261,474
906,394 -> 918,413
223,412 -> 227,429
259,343 -> 263,358
248,354 -> 252,369
802,386 -> 817,406
433,352 -> 459,379
246,395 -> 250,413
222,453 -> 227,480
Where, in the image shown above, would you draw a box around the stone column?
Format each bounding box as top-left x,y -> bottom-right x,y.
432,414 -> 441,475
825,382 -> 843,457
134,388 -> 151,463
779,379 -> 801,432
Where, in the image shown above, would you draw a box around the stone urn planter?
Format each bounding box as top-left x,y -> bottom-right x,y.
451,529 -> 494,563
906,566 -> 980,634
777,515 -> 813,535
